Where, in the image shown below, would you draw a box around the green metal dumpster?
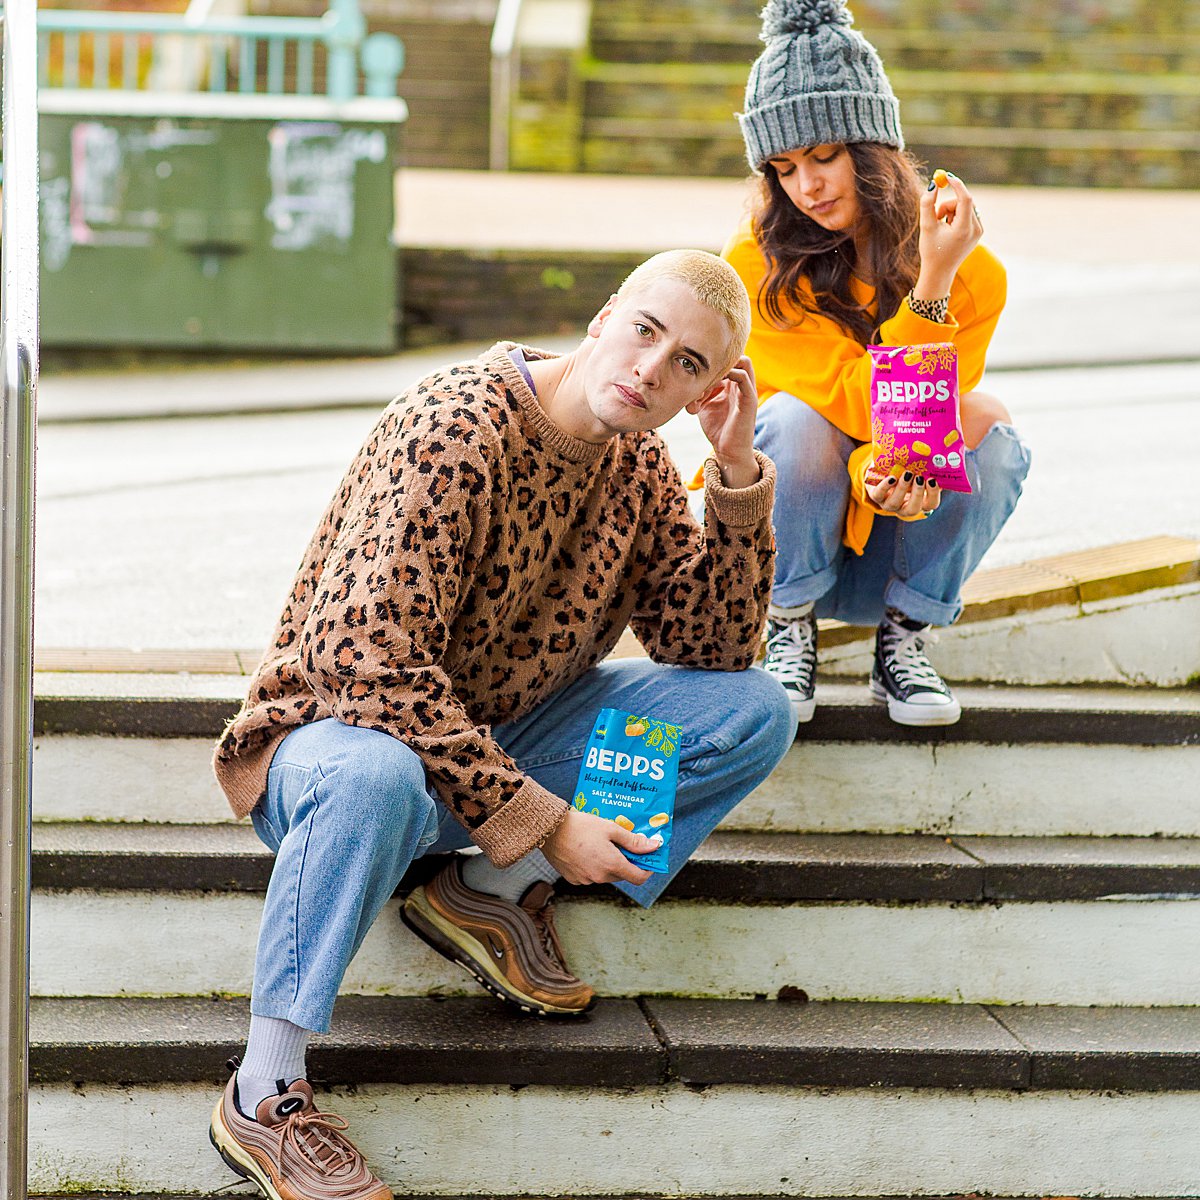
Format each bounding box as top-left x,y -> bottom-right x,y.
39,91 -> 406,352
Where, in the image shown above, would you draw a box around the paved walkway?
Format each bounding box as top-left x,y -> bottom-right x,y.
38,173 -> 1200,422
30,172 -> 1200,652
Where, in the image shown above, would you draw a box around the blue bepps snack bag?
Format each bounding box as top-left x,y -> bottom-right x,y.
571,708 -> 680,873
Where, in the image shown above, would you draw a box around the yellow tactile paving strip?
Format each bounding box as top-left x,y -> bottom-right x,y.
32,536 -> 1200,674
819,534 -> 1200,649
32,646 -> 262,676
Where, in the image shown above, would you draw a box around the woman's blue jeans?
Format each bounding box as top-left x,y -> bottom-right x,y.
248,658 -> 797,1032
754,394 -> 1032,628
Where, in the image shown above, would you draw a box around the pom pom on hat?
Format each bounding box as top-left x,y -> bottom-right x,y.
761,0 -> 852,41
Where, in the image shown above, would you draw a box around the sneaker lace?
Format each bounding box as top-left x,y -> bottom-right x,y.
280,1107 -> 360,1176
884,624 -> 944,690
766,616 -> 816,687
530,902 -> 568,971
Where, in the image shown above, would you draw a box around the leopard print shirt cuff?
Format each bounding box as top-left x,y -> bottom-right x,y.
907,291 -> 950,323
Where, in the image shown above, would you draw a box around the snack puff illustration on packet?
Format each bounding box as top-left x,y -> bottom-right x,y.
571,707 -> 680,873
868,343 -> 972,494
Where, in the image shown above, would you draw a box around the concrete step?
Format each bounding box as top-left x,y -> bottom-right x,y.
30,829 -> 1200,1005
32,823 -> 1200,903
34,678 -> 1200,740
581,64 -> 1200,126
32,681 -> 1200,836
594,23 -> 1200,73
27,996 -> 1200,1196
592,0 -> 1198,43
33,994 -> 1200,1090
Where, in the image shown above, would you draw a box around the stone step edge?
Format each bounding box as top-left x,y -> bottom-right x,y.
817,533 -> 1200,650
581,59 -> 1200,97
31,826 -> 1200,903
30,995 -> 1200,1093
582,116 -> 1200,154
28,680 -> 1200,742
592,18 -> 1200,50
30,536 -> 1200,674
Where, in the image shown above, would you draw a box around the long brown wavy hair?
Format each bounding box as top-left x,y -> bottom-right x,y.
752,143 -> 924,346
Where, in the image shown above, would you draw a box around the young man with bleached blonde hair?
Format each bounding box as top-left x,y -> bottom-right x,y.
208,249 -> 796,1199
615,246 -> 753,368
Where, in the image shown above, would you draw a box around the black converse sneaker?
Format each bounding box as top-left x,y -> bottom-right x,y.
764,609 -> 818,722
869,607 -> 961,726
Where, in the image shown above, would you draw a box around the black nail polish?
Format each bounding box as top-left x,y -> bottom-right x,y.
903,471 -> 913,482
886,476 -> 897,485
915,475 -> 924,486
927,180 -> 936,191
929,478 -> 939,488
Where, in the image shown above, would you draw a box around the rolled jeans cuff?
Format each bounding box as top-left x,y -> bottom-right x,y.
884,575 -> 963,627
770,559 -> 841,611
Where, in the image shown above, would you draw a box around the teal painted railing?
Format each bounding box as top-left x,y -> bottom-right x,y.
37,0 -> 404,101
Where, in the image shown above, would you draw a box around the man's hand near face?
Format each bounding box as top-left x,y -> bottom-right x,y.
689,354 -> 762,489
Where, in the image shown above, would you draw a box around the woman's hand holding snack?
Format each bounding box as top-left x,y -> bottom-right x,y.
542,808 -> 660,886
914,171 -> 984,301
689,354 -> 761,489
865,466 -> 942,518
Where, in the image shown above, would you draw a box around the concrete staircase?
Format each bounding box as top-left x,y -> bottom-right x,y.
26,643 -> 1200,1193
575,0 -> 1200,186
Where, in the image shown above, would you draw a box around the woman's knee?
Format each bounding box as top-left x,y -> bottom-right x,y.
961,391 -> 1013,448
755,395 -> 853,495
969,419 -> 1032,500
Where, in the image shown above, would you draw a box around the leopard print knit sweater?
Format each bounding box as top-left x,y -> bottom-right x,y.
214,343 -> 777,866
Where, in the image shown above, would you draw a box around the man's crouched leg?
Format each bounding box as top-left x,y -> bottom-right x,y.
211,719 -> 443,1196
401,661 -> 797,1008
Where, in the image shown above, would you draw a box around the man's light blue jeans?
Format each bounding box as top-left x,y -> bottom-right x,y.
249,658 -> 797,1032
754,394 -> 1032,628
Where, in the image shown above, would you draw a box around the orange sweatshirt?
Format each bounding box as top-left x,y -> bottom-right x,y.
719,223 -> 1006,553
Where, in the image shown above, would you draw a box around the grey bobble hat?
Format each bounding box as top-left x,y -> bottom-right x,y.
739,0 -> 903,172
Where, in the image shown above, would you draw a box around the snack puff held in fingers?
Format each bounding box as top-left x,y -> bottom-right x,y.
868,344 -> 972,494
573,708 -> 680,873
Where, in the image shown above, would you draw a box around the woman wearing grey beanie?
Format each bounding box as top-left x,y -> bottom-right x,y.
723,0 -> 1031,726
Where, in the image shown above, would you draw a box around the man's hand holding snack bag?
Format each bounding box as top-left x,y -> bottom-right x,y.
542,810 -> 660,887
544,708 -> 680,887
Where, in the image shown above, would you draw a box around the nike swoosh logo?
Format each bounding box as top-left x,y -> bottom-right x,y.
485,934 -> 505,961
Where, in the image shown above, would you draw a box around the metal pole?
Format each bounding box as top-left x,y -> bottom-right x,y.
489,0 -> 523,171
1,0 -> 40,1194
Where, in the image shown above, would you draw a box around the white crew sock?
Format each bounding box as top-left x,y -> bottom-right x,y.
236,1014 -> 311,1119
460,848 -> 559,903
769,600 -> 815,620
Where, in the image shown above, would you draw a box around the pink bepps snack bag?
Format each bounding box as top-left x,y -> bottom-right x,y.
867,343 -> 972,495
